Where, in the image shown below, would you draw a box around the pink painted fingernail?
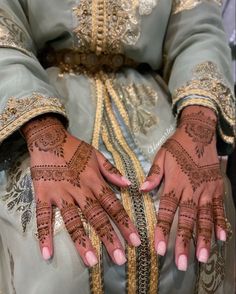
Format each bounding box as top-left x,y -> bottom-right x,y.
85,251 -> 98,267
198,248 -> 209,263
113,249 -> 127,265
129,233 -> 141,247
140,181 -> 150,191
177,254 -> 187,271
42,247 -> 51,260
156,241 -> 166,256
220,230 -> 226,241
121,177 -> 132,186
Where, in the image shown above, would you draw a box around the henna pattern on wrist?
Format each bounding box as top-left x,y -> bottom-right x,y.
23,117 -> 67,157
178,199 -> 197,247
179,111 -> 216,158
98,186 -> 129,228
156,190 -> 179,237
60,200 -> 87,246
36,200 -> 51,244
83,196 -> 115,244
31,141 -> 93,187
103,159 -> 122,176
147,164 -> 161,178
162,139 -> 221,191
197,202 -> 212,244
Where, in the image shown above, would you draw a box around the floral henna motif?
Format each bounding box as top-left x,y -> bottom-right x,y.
98,186 -> 129,228
197,202 -> 213,244
23,116 -> 67,157
179,111 -> 216,158
83,196 -> 114,243
212,195 -> 226,232
157,190 -> 179,237
60,200 -> 86,246
31,141 -> 93,187
178,199 -> 197,247
103,159 -> 122,176
162,139 -> 221,191
36,199 -> 51,244
147,164 -> 161,178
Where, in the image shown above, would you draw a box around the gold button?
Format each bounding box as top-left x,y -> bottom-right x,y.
112,55 -> 124,68
86,53 -> 98,66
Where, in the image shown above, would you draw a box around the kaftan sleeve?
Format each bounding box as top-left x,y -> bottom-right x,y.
0,0 -> 67,152
163,0 -> 235,155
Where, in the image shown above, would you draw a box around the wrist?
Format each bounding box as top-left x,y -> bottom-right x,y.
21,115 -> 67,155
180,105 -> 217,122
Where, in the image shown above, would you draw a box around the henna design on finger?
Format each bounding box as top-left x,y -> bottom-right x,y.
156,190 -> 179,237
162,139 -> 222,191
147,164 -> 161,178
83,196 -> 115,243
198,202 -> 213,244
23,117 -> 67,157
31,141 -> 93,187
179,111 -> 216,158
103,159 -> 122,176
178,199 -> 197,247
36,199 -> 51,244
213,195 -> 226,231
60,200 -> 87,246
98,186 -> 129,228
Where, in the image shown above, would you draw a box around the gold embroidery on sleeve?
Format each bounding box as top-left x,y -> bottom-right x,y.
73,0 -> 159,55
172,0 -> 222,14
0,93 -> 67,143
0,9 -> 33,56
173,61 -> 235,145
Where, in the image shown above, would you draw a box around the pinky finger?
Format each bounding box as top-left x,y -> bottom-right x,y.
213,187 -> 227,241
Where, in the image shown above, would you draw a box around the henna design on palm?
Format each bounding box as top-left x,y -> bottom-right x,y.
179,111 -> 216,158
197,202 -> 212,244
23,117 -> 67,157
36,200 -> 51,244
60,200 -> 87,246
178,199 -> 197,247
162,139 -> 221,191
157,190 -> 179,237
147,164 -> 161,178
31,141 -> 93,187
98,186 -> 129,228
83,196 -> 115,244
103,159 -> 122,176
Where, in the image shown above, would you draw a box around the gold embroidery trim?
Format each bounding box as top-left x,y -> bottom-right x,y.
89,74 -> 105,294
103,89 -> 158,294
173,62 -> 236,145
101,128 -> 137,294
0,93 -> 67,143
172,0 -> 222,14
73,0 -> 159,55
0,9 -> 33,56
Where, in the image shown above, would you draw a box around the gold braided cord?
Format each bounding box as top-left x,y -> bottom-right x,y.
89,75 -> 104,294
104,90 -> 158,294
91,74 -> 105,147
101,127 -> 137,294
104,77 -> 130,127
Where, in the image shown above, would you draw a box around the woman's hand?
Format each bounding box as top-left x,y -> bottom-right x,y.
140,105 -> 226,271
22,115 -> 141,267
